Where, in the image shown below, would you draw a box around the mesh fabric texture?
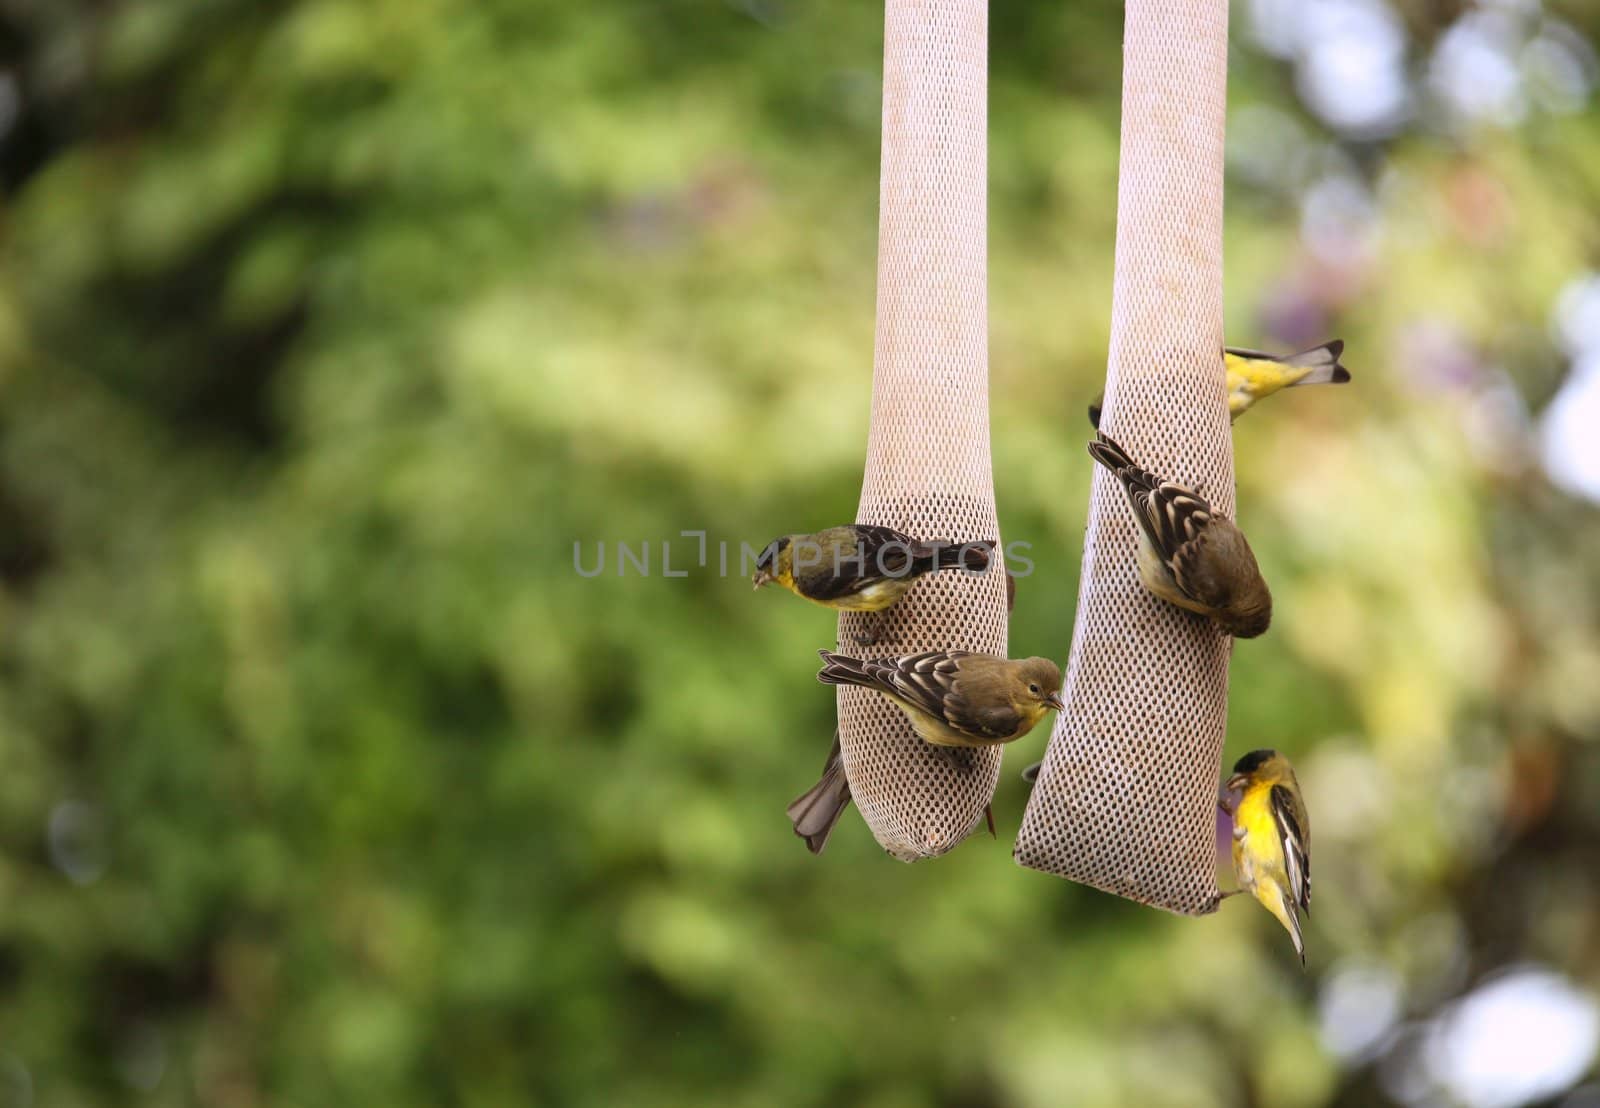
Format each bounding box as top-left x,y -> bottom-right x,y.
836,0 -> 1008,862
1013,0 -> 1232,913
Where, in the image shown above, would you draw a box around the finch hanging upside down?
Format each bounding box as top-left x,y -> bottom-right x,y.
1087,430 -> 1272,638
1088,340 -> 1351,428
1219,749 -> 1312,965
816,649 -> 1063,748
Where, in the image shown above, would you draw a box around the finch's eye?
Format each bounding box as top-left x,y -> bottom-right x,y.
1029,683 -> 1040,694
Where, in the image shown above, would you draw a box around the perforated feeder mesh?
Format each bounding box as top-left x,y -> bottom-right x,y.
1013,0 -> 1233,914
836,0 -> 1008,862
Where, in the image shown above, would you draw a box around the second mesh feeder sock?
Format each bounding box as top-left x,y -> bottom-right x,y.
1014,0 -> 1233,913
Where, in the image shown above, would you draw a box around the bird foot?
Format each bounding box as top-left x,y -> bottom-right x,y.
851,615 -> 896,649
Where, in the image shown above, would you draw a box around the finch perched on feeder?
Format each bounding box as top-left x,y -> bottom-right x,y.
816,650 -> 1063,748
1088,340 -> 1351,428
1218,749 -> 1312,965
1087,430 -> 1272,638
752,525 -> 992,612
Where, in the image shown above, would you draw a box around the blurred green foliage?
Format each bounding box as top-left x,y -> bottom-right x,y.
2,1 -> 1600,1105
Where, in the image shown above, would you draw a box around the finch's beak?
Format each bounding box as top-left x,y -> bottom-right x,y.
1044,693 -> 1066,713
752,570 -> 771,590
1218,780 -> 1243,813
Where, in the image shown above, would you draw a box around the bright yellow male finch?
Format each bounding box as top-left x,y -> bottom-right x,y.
1219,749 -> 1311,965
816,650 -> 1063,748
1089,340 -> 1351,427
752,525 -> 993,612
1087,430 -> 1272,638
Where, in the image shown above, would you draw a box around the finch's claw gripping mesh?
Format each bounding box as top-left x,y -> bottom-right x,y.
836,0 -> 1006,861
1013,0 -> 1232,914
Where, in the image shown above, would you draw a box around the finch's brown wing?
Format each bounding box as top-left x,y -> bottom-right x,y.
1169,519 -> 1260,612
1138,480 -> 1214,566
941,695 -> 1027,742
866,651 -> 986,733
1089,433 -> 1177,566
1270,783 -> 1311,912
883,654 -> 1025,742
791,525 -> 919,602
852,525 -> 992,575
848,524 -> 922,576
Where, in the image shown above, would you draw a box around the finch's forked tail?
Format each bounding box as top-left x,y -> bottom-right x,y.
786,733 -> 851,854
1086,431 -> 1161,493
1086,432 -> 1136,476
1287,902 -> 1306,966
1283,339 -> 1350,386
1229,339 -> 1351,387
816,649 -> 878,691
918,539 -> 993,574
1268,886 -> 1307,967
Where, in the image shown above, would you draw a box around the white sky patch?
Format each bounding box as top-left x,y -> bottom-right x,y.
1541,353 -> 1600,504
1552,273 -> 1600,359
1430,10 -> 1530,126
1299,0 -> 1412,136
1247,0 -> 1303,59
1320,961 -> 1404,1061
1425,967 -> 1600,1108
1247,0 -> 1411,136
1543,273 -> 1600,503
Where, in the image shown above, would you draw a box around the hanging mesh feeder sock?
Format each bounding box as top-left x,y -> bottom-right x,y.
1013,0 -> 1234,914
835,0 -> 1009,862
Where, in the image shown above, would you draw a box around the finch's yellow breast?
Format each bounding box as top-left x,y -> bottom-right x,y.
1232,783 -> 1286,876
1224,353 -> 1310,415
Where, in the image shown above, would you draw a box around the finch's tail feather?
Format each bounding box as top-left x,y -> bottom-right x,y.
1273,889 -> 1307,967
1283,339 -> 1349,386
816,649 -> 878,691
1087,431 -> 1160,491
1228,339 -> 1351,386
1086,430 -> 1136,475
786,733 -> 851,854
917,540 -> 993,574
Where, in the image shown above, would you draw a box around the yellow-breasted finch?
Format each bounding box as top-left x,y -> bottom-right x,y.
1088,340 -> 1351,427
1219,749 -> 1311,965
